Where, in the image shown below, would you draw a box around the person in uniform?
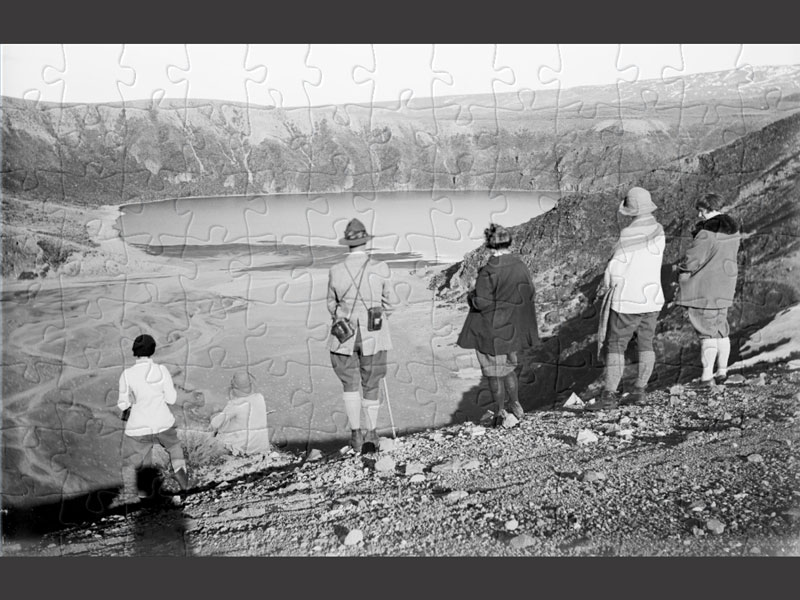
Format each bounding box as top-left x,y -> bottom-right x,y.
327,218 -> 395,452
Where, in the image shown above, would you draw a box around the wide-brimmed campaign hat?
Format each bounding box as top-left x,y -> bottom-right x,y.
484,223 -> 512,248
619,187 -> 658,216
339,218 -> 374,246
229,371 -> 254,398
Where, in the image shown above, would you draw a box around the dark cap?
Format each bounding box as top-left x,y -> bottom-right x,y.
132,334 -> 156,357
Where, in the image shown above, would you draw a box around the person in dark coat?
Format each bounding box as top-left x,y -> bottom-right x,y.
676,193 -> 741,388
457,223 -> 539,425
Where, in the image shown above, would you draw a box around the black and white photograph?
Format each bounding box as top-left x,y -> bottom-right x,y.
1,43 -> 799,557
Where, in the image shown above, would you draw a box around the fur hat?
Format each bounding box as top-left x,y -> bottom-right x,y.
339,218 -> 374,246
619,187 -> 658,216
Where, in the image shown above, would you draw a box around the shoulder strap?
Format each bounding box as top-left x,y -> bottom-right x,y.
342,258 -> 370,319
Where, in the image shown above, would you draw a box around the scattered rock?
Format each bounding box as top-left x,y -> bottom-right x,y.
746,453 -> 764,463
404,462 -> 425,475
669,384 -> 685,396
432,459 -> 459,473
508,533 -> 536,549
374,456 -> 396,473
409,474 -> 426,483
617,429 -> 634,439
284,482 -> 311,493
581,470 -> 606,483
444,490 -> 469,503
461,458 -> 481,471
755,373 -> 767,386
505,519 -> 519,531
470,426 -> 487,437
706,519 -> 726,535
563,393 -> 585,409
378,438 -> 397,452
343,529 -> 363,546
479,411 -> 495,427
501,413 -> 519,428
576,429 -> 599,446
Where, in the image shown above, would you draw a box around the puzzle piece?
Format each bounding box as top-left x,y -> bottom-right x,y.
2,44 -> 800,544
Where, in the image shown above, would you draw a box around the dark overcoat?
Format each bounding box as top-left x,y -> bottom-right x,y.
456,253 -> 539,355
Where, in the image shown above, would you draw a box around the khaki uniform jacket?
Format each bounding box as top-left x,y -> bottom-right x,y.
327,250 -> 395,356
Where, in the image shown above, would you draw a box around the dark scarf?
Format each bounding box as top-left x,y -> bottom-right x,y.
691,213 -> 740,237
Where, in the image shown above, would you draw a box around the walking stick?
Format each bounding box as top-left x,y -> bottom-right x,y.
382,378 -> 397,439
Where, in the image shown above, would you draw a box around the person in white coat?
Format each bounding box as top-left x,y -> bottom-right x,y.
112,334 -> 188,508
591,187 -> 665,410
210,371 -> 272,455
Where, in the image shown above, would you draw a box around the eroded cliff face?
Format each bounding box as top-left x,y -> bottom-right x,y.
432,111 -> 800,398
3,65 -> 799,205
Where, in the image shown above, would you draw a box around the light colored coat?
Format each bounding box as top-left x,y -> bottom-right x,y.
603,214 -> 666,314
676,214 -> 741,309
327,250 -> 395,356
210,392 -> 271,455
118,358 -> 177,436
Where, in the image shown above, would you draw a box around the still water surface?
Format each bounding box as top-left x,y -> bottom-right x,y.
119,190 -> 558,263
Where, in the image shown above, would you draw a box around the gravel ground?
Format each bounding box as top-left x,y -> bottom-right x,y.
3,363 -> 799,557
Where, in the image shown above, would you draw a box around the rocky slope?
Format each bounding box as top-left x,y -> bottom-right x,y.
2,362 -> 798,556
432,109 -> 800,399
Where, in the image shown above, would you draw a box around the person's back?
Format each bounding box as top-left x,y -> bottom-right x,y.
119,359 -> 176,436
677,213 -> 740,309
213,392 -> 271,455
211,371 -> 272,456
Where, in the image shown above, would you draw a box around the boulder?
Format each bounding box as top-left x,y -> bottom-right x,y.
444,490 -> 469,503
374,456 -> 396,473
508,533 -> 536,549
343,529 -> 363,546
706,519 -> 726,535
378,438 -> 397,452
404,462 -> 425,475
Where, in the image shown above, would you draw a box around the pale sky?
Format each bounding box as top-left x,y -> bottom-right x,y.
2,44 -> 799,108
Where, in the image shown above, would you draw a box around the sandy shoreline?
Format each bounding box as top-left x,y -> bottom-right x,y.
2,202 -> 490,508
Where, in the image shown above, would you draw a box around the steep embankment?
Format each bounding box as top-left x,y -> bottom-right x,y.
3,363 -> 799,556
432,110 -> 800,401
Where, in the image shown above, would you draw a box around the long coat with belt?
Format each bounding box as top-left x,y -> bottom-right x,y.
457,253 -> 539,356
676,213 -> 741,309
327,250 -> 394,356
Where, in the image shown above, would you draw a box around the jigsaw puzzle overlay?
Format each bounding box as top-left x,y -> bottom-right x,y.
1,44 -> 800,536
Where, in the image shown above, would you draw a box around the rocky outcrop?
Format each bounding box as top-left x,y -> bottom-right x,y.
432,110 -> 800,397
